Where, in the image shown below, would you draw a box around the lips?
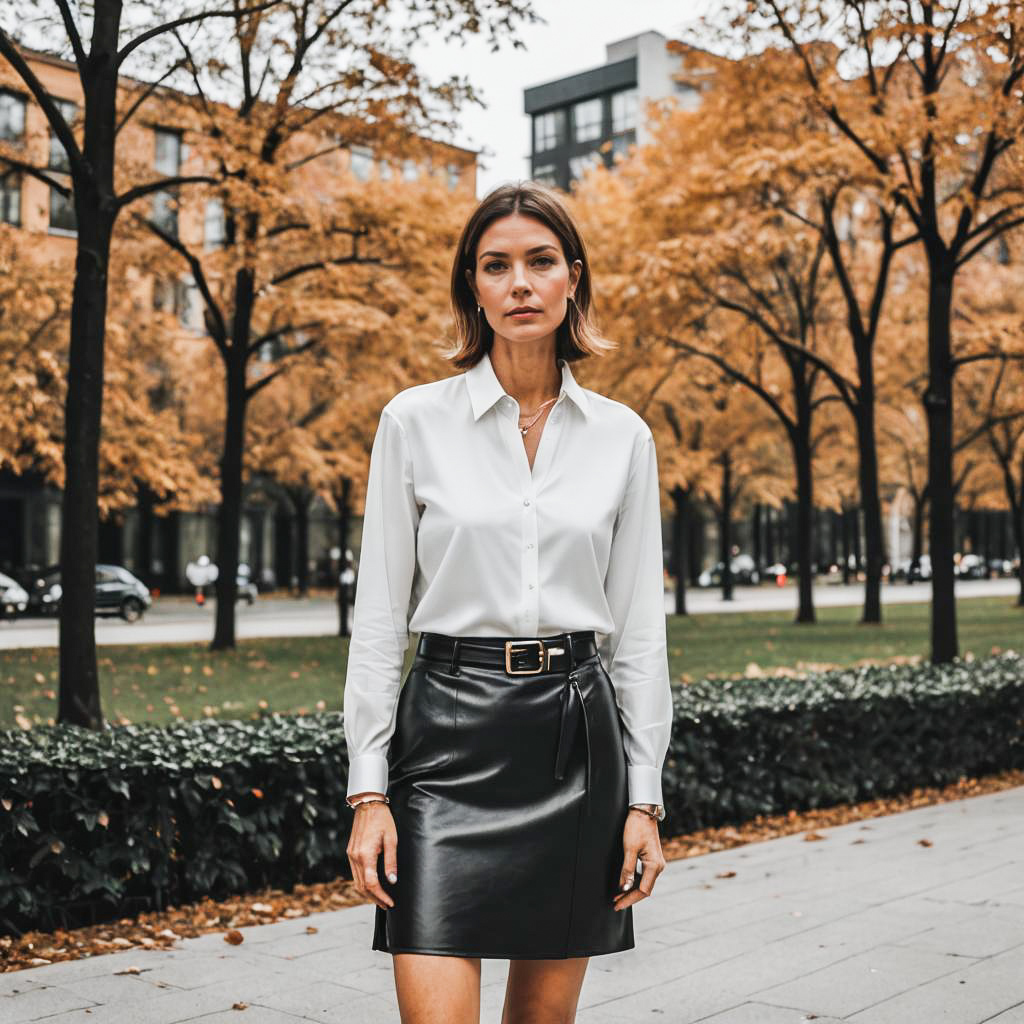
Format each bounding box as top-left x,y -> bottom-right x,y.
508,308 -> 541,315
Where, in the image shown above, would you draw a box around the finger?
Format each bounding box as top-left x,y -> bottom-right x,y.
362,863 -> 394,909
347,847 -> 365,897
612,886 -> 646,911
383,838 -> 399,886
618,848 -> 639,893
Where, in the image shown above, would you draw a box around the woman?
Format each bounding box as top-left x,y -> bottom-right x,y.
343,181 -> 673,1023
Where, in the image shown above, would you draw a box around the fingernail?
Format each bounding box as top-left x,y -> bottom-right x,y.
622,879 -> 632,890
387,873 -> 397,883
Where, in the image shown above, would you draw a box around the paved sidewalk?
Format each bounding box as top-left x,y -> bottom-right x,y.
2,786 -> 1023,1023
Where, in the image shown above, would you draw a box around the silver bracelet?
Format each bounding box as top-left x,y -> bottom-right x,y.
347,795 -> 390,810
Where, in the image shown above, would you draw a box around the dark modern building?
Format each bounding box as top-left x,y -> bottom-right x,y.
524,30 -> 703,191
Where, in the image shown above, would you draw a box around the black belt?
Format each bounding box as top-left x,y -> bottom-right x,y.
416,630 -> 598,676
416,630 -> 596,814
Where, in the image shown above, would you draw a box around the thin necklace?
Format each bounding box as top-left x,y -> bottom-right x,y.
518,396 -> 559,435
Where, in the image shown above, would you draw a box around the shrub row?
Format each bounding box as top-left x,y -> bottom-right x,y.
1,650 -> 1021,935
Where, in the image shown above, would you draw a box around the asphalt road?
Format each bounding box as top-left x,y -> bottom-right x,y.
0,576 -> 1019,651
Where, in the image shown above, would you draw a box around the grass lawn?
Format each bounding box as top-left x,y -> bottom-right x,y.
1,593 -> 1021,730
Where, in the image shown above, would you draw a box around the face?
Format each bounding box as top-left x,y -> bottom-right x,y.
466,213 -> 582,349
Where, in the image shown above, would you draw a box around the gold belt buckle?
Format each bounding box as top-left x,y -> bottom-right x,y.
505,639 -> 545,675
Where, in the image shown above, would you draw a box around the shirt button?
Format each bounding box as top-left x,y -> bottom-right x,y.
526,543 -> 534,549
523,498 -> 531,506
528,583 -> 535,590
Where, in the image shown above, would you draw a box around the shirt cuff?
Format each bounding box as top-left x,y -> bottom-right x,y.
626,764 -> 664,807
346,753 -> 389,800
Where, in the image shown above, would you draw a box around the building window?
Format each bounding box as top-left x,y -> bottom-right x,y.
378,158 -> 393,180
153,275 -> 188,318
0,90 -> 26,142
349,144 -> 373,181
568,150 -> 603,183
573,98 -> 602,143
0,170 -> 20,225
533,109 -> 566,153
532,163 -> 558,187
402,158 -> 419,181
204,198 -> 225,250
611,88 -> 638,134
610,133 -> 634,161
446,162 -> 460,190
48,98 -> 77,234
152,127 -> 182,237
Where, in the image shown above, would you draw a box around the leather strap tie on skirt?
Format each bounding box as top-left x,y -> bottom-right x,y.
554,670 -> 592,816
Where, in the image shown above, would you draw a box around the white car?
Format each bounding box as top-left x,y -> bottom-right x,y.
0,572 -> 29,618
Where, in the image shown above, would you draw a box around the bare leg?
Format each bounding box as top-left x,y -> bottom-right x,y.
500,957 -> 590,1024
392,953 -> 482,1024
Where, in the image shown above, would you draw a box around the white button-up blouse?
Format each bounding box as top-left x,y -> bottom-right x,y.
343,350 -> 674,807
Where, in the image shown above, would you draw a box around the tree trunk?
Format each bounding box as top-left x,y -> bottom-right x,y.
137,481 -> 154,587
719,454 -> 733,602
336,476 -> 353,637
840,504 -> 852,585
54,14 -> 121,729
671,484 -> 689,615
854,394 -> 885,624
57,203 -> 115,729
211,271 -> 254,650
791,426 -> 816,623
289,486 -> 311,597
752,502 -> 763,578
924,261 -> 958,661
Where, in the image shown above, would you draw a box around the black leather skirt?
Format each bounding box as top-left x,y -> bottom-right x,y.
371,631 -> 637,959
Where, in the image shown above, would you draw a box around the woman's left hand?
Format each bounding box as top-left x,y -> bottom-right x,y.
613,808 -> 666,910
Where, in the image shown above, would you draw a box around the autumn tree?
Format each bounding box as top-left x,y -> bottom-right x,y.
134,0 -> 537,650
706,0 -> 1024,660
0,1 -> 277,727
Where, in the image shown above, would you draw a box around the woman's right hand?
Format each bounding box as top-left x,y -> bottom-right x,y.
346,795 -> 398,909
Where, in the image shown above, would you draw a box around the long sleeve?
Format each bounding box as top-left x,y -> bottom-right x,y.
343,408 -> 420,800
601,428 -> 674,807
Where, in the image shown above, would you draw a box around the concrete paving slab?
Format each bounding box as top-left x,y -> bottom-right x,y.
2,784 -> 1022,1023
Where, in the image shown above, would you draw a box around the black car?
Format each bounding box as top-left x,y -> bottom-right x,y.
22,563 -> 152,621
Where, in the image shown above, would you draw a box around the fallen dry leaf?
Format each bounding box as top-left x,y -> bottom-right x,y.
0,768 -> 1019,975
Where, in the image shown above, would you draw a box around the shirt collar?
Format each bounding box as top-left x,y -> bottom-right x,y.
464,349 -> 592,422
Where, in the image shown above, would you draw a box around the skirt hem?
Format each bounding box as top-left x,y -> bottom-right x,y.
372,941 -> 636,960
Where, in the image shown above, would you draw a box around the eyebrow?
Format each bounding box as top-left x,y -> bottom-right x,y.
478,244 -> 558,261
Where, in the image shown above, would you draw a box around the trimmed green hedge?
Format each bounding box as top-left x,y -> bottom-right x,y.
1,650 -> 1022,936
662,650 -> 1024,829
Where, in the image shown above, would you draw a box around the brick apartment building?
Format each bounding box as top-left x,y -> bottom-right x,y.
0,45 -> 478,595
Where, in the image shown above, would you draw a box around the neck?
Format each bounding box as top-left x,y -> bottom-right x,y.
489,338 -> 561,413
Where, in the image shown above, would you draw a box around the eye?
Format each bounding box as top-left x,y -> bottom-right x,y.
534,255 -> 554,267
484,261 -> 505,273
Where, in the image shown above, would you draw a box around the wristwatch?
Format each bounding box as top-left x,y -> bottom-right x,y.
629,802 -> 666,822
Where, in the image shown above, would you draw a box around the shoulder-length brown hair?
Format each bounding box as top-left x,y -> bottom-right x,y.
445,180 -> 616,369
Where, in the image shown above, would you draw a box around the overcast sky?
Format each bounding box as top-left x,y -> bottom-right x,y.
410,0 -> 716,197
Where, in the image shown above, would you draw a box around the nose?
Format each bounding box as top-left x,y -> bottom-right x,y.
510,260 -> 531,296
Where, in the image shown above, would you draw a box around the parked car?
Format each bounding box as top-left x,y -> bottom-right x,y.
20,564 -> 152,621
95,565 -> 152,620
237,563 -> 258,605
0,572 -> 29,618
892,554 -> 932,581
22,564 -> 62,615
185,556 -> 257,605
698,553 -> 762,587
955,553 -> 988,579
988,557 -> 1015,577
